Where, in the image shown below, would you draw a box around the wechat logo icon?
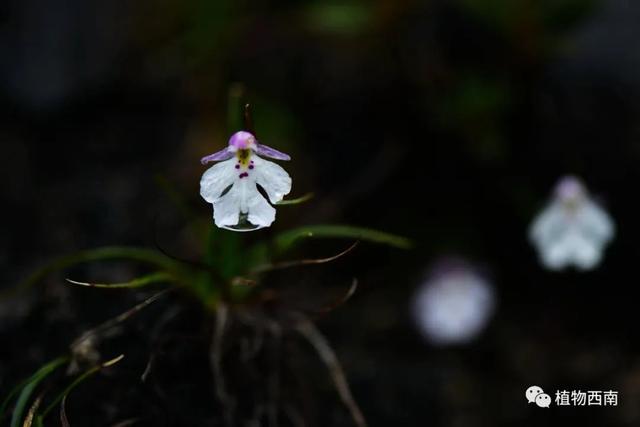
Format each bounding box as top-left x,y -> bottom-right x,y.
526,385 -> 551,408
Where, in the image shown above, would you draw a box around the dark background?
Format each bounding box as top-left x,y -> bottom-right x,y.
2,0 -> 640,425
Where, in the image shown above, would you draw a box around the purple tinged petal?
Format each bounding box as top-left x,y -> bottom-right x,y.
255,143 -> 291,161
201,147 -> 234,164
229,131 -> 255,149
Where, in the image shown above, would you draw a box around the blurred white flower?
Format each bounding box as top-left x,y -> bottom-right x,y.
529,176 -> 614,271
412,260 -> 496,346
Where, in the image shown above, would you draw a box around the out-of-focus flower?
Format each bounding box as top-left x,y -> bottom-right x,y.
200,131 -> 292,231
412,259 -> 496,346
529,176 -> 614,271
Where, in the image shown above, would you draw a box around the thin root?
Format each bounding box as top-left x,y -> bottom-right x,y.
210,304 -> 235,427
71,290 -> 171,362
251,242 -> 359,274
295,315 -> 367,427
312,279 -> 358,316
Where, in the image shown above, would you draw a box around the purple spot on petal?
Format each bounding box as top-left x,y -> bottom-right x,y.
235,164 -> 240,169
239,172 -> 249,179
249,165 -> 254,169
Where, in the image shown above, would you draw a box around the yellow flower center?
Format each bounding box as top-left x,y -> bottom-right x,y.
237,149 -> 251,168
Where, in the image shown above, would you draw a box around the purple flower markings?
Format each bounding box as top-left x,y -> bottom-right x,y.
200,131 -> 292,231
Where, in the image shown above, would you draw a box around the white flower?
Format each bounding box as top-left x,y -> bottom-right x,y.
529,176 -> 615,271
200,131 -> 292,231
412,259 -> 496,346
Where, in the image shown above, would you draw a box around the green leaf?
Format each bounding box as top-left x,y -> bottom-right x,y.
38,355 -> 125,421
21,395 -> 41,427
272,225 -> 412,254
1,357 -> 68,427
276,192 -> 314,206
65,271 -> 176,289
2,247 -> 180,300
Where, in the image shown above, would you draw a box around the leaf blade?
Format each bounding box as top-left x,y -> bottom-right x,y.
2,247 -> 180,300
273,225 -> 412,254
65,271 -> 175,289
275,192 -> 314,206
3,357 -> 68,427
40,355 -> 125,420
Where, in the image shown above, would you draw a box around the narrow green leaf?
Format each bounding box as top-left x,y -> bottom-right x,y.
65,271 -> 175,289
21,395 -> 41,427
0,378 -> 30,419
39,355 -> 125,421
272,225 -> 412,254
2,247 -> 180,299
3,357 -> 68,427
275,192 -> 314,206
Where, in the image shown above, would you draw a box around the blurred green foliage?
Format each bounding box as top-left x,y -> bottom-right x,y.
304,2 -> 373,35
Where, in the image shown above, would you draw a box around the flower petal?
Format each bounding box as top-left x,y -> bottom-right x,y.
528,202 -> 568,250
255,143 -> 291,161
213,186 -> 241,228
246,187 -> 276,228
542,231 -> 579,270
530,202 -> 612,271
201,147 -> 234,164
253,155 -> 292,204
576,201 -> 615,244
200,145 -> 292,231
200,159 -> 236,203
570,233 -> 602,271
210,176 -> 276,230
